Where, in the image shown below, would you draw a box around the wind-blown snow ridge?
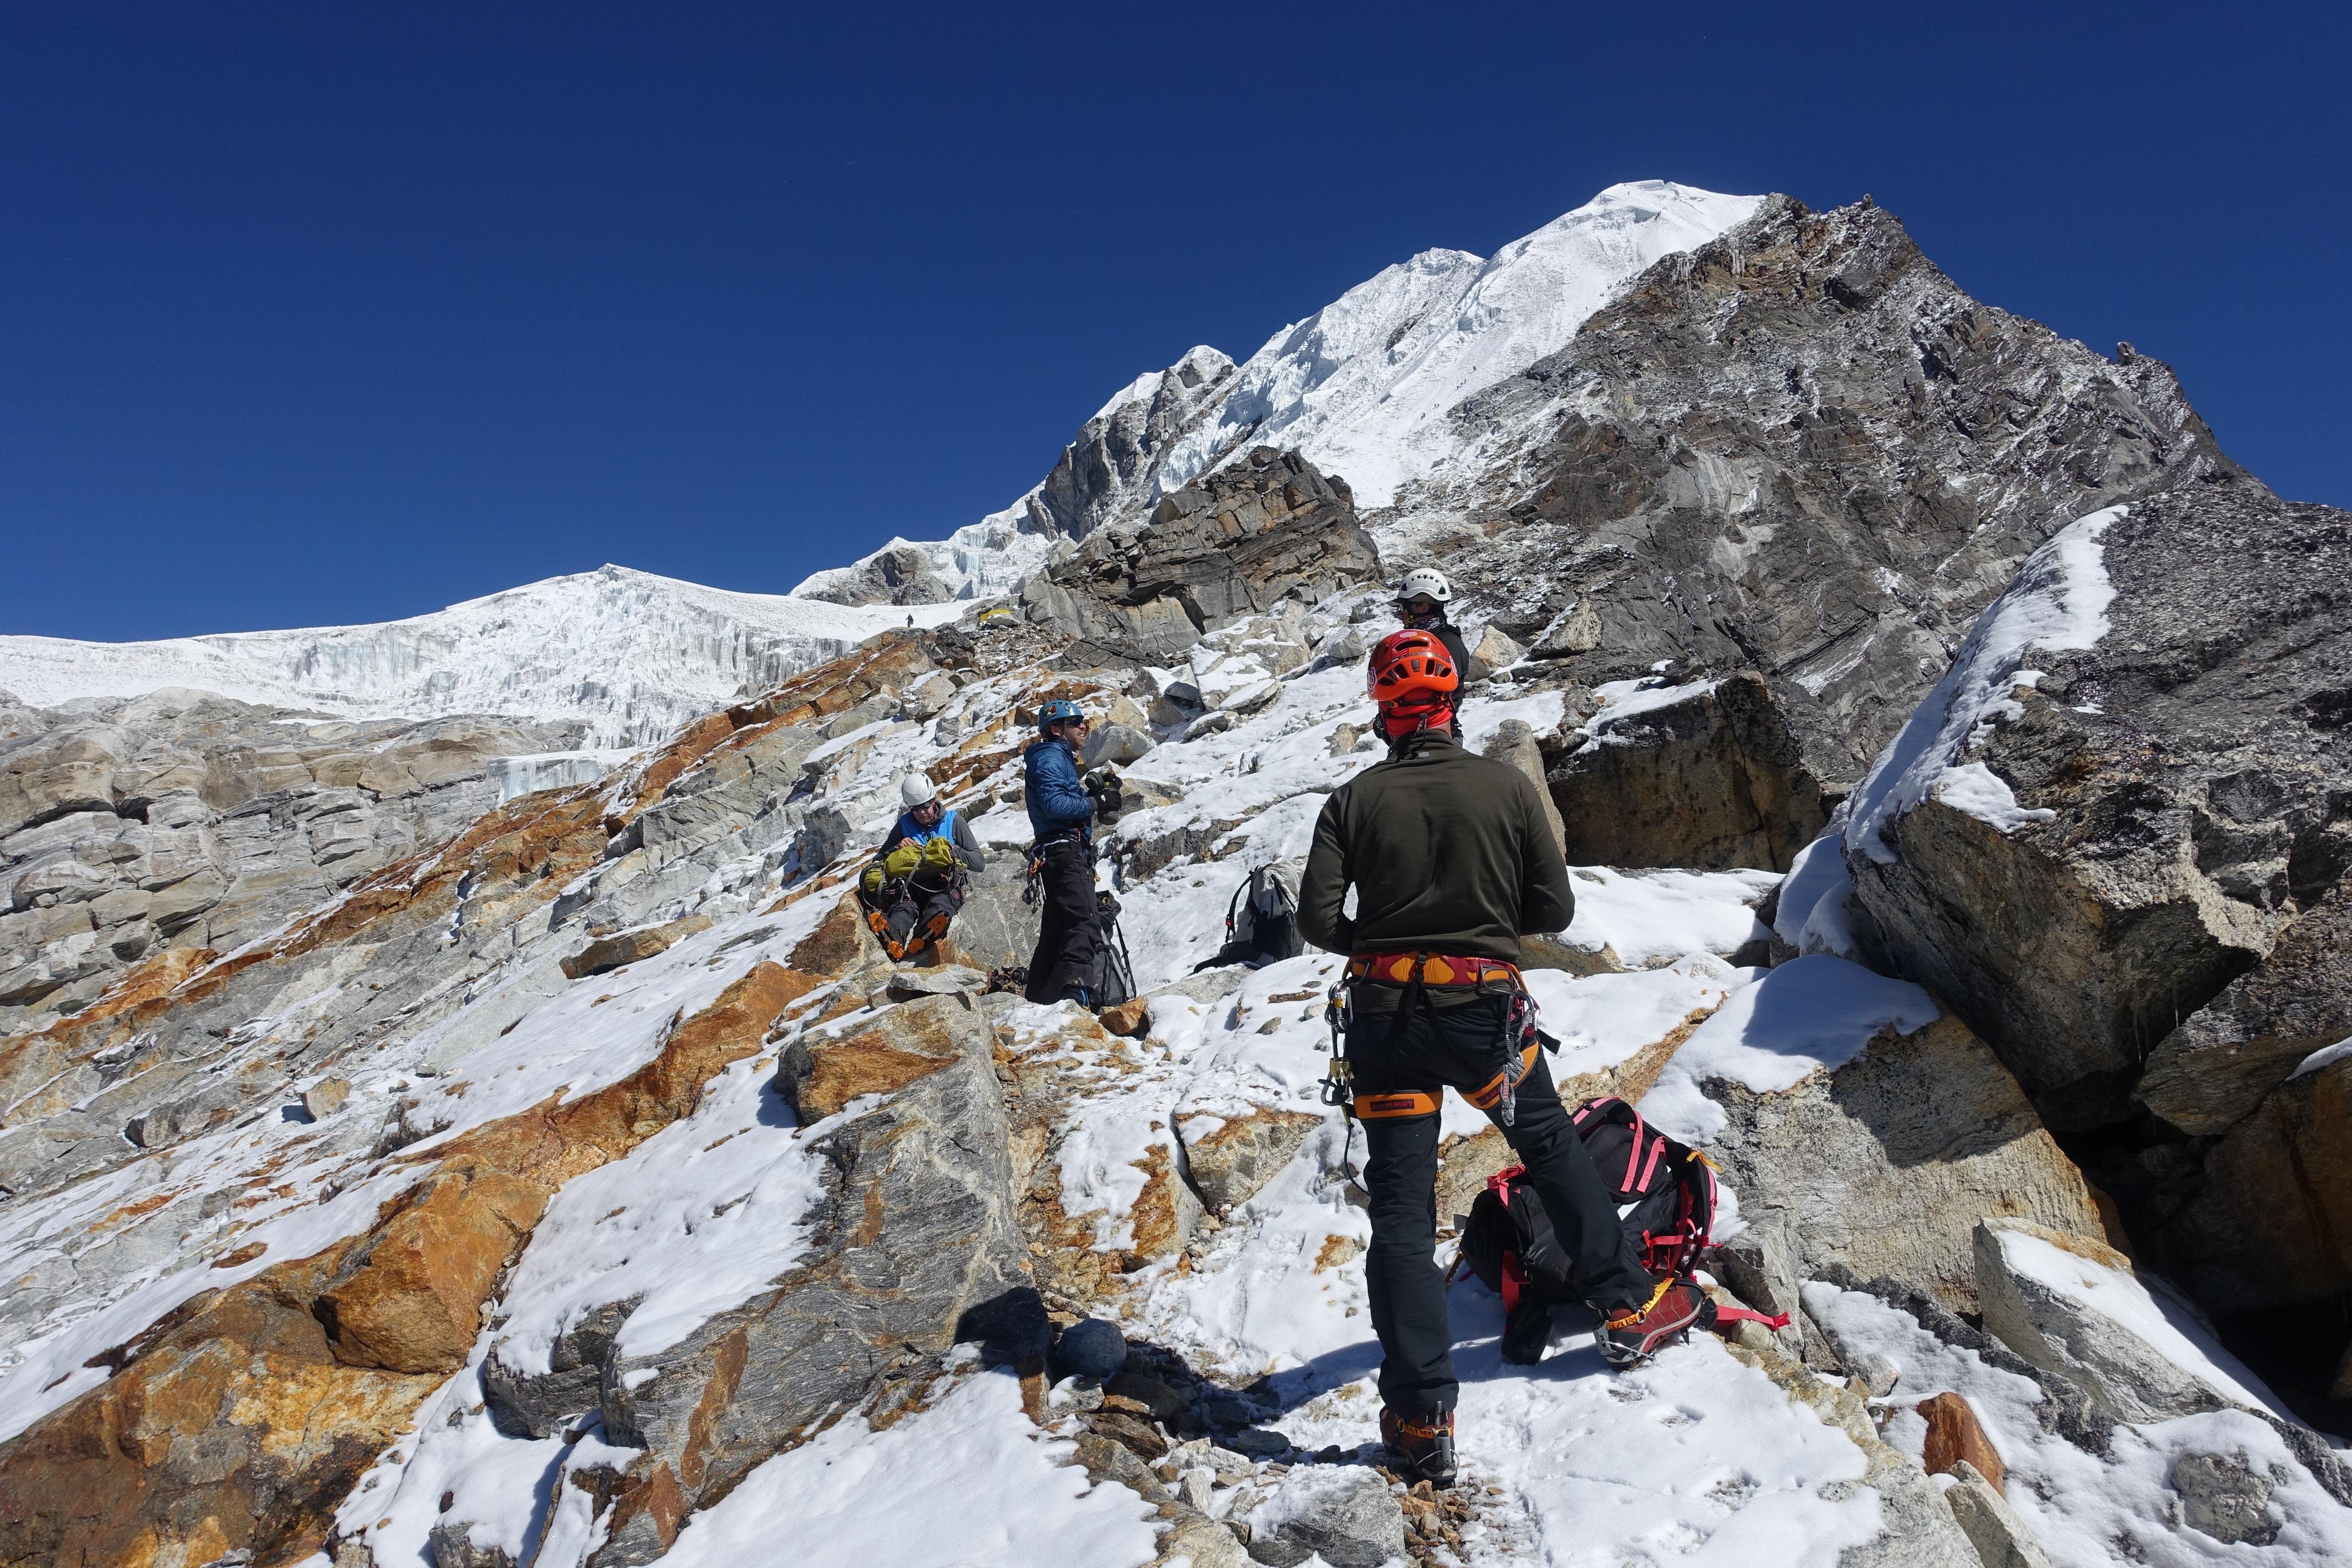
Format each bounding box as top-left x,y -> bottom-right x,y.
1844,506 -> 2123,863
0,564 -> 962,749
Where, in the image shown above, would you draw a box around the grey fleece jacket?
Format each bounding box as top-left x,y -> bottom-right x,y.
1299,729 -> 1573,976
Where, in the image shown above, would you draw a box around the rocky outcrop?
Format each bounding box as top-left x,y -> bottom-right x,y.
2137,1051 -> 2350,1318
1698,1014 -> 2105,1314
1850,489 -> 2349,1133
1019,448 -> 1381,662
0,961 -> 803,1568
1026,346 -> 1239,543
0,690 -> 585,1037
1412,196 -> 2259,783
536,992 -> 1042,1566
797,542 -> 957,606
1544,671 -> 1828,871
2137,886 -> 2352,1136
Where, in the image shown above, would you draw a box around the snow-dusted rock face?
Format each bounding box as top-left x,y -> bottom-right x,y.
0,688 -> 585,1039
1404,196 -> 2262,781
0,564 -> 962,749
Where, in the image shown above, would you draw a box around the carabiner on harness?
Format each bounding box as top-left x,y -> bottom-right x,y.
1318,979 -> 1354,1112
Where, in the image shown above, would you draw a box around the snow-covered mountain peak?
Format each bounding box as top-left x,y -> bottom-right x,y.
1154,178 -> 1764,509
796,180 -> 1765,612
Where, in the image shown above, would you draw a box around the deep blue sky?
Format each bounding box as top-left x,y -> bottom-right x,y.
6,3 -> 2346,642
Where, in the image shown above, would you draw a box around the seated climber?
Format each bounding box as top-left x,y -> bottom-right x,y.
858,774 -> 986,962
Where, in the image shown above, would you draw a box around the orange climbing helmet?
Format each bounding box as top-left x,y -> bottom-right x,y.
1368,628 -> 1459,739
1368,628 -> 1459,706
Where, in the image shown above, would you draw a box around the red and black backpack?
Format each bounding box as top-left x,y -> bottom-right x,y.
1458,1096 -> 1736,1362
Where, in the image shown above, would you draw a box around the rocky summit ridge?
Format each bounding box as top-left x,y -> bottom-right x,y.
1,182 -> 2348,1568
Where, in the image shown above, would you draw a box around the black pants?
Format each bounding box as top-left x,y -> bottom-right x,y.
869,876 -> 964,960
1023,837 -> 1099,1004
1351,993 -> 1655,1415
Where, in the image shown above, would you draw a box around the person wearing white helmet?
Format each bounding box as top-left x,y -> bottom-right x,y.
857,773 -> 987,962
1394,568 -> 1485,735
1394,568 -> 1487,686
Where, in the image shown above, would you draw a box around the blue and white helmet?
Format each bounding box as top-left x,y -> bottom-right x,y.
1037,697 -> 1086,733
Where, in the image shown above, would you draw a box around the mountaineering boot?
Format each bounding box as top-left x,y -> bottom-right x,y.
1597,1276 -> 1710,1369
1380,1407 -> 1458,1487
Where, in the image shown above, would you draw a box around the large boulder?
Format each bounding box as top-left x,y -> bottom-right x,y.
1019,448 -> 1381,662
1545,671 -> 1828,872
1692,1009 -> 2106,1314
1846,489 -> 2349,1135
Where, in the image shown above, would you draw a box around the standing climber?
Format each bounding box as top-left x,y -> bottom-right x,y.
1022,698 -> 1120,1007
1394,567 -> 1488,686
1297,629 -> 1706,1485
859,774 -> 986,962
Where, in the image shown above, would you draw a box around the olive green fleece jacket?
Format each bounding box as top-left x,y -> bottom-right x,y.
1299,729 -> 1574,973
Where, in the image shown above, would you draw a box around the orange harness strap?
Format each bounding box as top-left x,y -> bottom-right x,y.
1346,951 -> 1524,989
1463,1042 -> 1542,1111
1354,1090 -> 1442,1121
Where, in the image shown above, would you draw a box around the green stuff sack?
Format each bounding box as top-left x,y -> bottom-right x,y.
883,841 -> 924,880
922,836 -> 957,868
861,864 -> 887,897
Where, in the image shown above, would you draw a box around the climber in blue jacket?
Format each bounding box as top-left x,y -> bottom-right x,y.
1023,698 -> 1118,1005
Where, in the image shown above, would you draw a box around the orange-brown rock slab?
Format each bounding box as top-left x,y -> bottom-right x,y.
0,961 -> 805,1568
1919,1390 -> 2006,1494
778,999 -> 969,1121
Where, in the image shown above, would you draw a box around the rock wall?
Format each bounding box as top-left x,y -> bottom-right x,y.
0,689 -> 584,1040
1843,490 -> 2349,1317
1019,448 -> 1381,663
1398,195 -> 2261,783
1545,671 -> 1828,871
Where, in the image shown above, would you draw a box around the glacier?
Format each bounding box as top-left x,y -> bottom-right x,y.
0,564 -> 963,749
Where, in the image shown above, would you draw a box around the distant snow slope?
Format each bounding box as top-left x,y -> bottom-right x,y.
0,564 -> 961,748
803,179 -> 1763,606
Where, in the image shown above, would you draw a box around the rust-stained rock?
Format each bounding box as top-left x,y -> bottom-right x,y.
560,913 -> 713,980
1099,997 -> 1150,1037
315,1168 -> 549,1374
777,995 -> 972,1121
560,993 -> 1042,1565
1174,1105 -> 1322,1213
1920,1390 -> 2006,1493
0,961 -> 802,1568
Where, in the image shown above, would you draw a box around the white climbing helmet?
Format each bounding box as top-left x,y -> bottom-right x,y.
900,774 -> 938,810
1397,567 -> 1453,605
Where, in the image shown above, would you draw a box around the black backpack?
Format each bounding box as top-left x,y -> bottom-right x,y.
1223,864 -> 1303,965
1458,1096 -> 1725,1363
1090,889 -> 1136,1008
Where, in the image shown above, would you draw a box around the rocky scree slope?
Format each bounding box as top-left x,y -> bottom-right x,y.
1,518 -> 2347,1568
